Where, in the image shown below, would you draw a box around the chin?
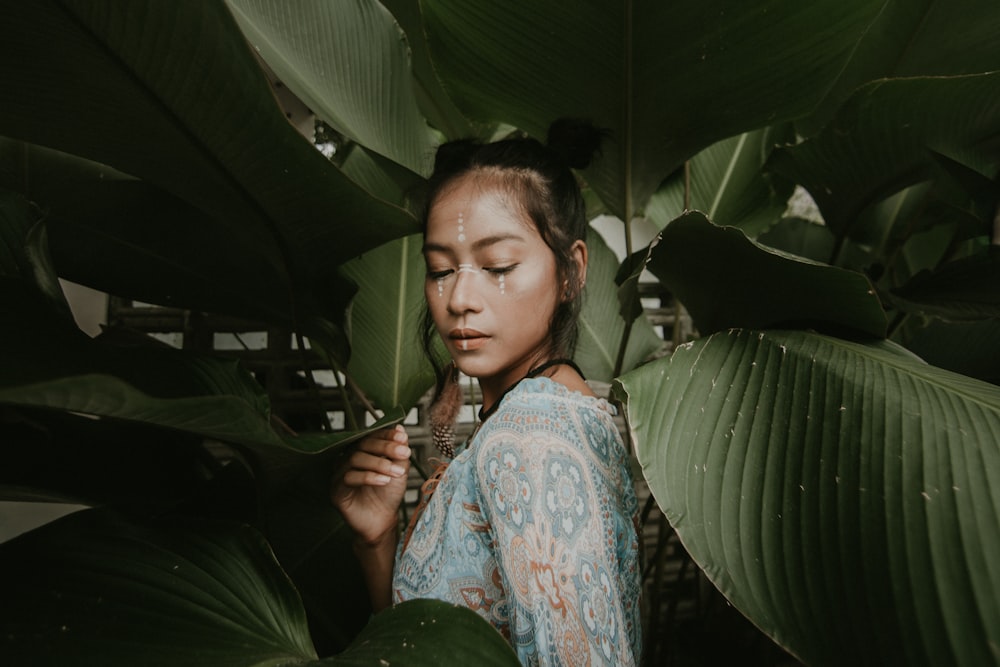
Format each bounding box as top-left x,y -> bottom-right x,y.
452,357 -> 496,380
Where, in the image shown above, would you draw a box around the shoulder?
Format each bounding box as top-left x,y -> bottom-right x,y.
474,377 -> 617,447
471,377 -> 630,489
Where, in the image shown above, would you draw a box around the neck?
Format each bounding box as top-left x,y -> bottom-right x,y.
477,357 -> 584,422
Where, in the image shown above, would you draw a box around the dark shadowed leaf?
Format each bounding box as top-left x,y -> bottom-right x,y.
0,1 -> 417,337
889,247 -> 1000,320
905,318 -> 1000,385
0,509 -> 318,667
644,212 -> 887,338
800,0 -> 1000,134
421,0 -> 884,219
0,278 -> 402,453
768,72 -> 1000,237
0,508 -> 520,667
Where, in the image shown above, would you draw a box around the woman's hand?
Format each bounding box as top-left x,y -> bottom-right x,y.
331,424 -> 411,547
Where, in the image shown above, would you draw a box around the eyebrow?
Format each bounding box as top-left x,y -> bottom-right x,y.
423,233 -> 527,254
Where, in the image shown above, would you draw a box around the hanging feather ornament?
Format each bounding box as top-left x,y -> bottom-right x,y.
428,362 -> 462,459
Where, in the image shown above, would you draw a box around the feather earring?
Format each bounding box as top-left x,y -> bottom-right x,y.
428,361 -> 462,459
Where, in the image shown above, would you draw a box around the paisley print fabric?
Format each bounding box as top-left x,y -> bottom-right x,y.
393,377 -> 641,665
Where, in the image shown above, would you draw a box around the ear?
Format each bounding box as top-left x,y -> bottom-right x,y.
565,239 -> 588,300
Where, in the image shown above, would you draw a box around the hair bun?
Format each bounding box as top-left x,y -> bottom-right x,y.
546,118 -> 607,170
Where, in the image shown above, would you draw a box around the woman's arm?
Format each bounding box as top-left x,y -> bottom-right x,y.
351,530 -> 399,612
332,424 -> 411,612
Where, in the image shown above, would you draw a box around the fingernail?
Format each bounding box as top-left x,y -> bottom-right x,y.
393,429 -> 408,442
396,445 -> 411,458
374,474 -> 391,485
390,464 -> 406,476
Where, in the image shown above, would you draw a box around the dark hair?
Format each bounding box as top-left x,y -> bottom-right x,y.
420,118 -> 607,385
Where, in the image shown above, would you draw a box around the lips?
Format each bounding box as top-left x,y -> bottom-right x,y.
449,328 -> 489,351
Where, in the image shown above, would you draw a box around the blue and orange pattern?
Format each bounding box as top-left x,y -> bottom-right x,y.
393,377 -> 641,665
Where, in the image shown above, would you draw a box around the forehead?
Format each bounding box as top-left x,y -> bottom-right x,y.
425,174 -> 539,241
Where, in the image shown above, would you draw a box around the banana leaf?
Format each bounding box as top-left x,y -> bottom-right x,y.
615,328 -> 1000,667
421,0 -> 885,219
0,278 -> 402,453
643,212 -> 887,338
644,126 -> 796,238
0,508 -> 519,666
768,72 -> 1000,239
800,0 -> 1000,135
575,229 -> 663,382
0,1 -> 417,341
377,0 -> 476,141
0,190 -> 402,454
225,0 -> 438,176
342,234 -> 436,411
889,247 -> 1000,321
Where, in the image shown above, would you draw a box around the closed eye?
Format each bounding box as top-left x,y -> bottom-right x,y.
427,269 -> 453,279
484,264 -> 517,275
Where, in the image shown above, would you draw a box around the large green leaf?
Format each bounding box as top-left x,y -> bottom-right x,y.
575,229 -> 662,382
0,1 -> 417,319
0,413 -> 213,513
768,72 -> 1000,238
615,328 -> 1000,667
800,0 -> 1000,135
0,191 -> 401,453
0,146 -> 302,325
905,318 -> 1000,385
644,126 -> 796,238
0,279 -> 403,453
334,599 -> 519,667
342,234 -> 436,411
0,189 -> 73,321
644,212 -> 887,338
421,0 -> 884,218
0,508 -> 519,666
0,508 -> 318,666
378,0 -> 476,141
225,0 -> 438,176
889,247 -> 1000,321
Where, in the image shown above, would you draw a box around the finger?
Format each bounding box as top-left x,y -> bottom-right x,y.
356,425 -> 410,460
349,450 -> 409,478
341,469 -> 393,487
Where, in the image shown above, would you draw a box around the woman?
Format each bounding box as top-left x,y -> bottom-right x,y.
332,120 -> 641,666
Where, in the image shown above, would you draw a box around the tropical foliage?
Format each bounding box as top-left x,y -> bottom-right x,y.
1,1 -> 998,665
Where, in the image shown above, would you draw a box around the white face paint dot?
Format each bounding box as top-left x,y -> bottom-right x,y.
458,233 -> 466,242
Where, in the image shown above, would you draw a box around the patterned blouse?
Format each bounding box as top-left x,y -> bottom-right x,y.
393,377 -> 642,665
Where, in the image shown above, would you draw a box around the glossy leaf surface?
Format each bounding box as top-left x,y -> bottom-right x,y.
342,234 -> 437,410
226,0 -> 437,175
616,328 -> 1000,666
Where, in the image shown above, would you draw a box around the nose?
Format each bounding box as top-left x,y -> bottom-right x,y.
447,268 -> 483,315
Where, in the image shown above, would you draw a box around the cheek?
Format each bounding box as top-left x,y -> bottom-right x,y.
424,282 -> 446,325
506,266 -> 559,309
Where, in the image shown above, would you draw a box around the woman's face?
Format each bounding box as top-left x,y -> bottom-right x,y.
423,174 -> 569,406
